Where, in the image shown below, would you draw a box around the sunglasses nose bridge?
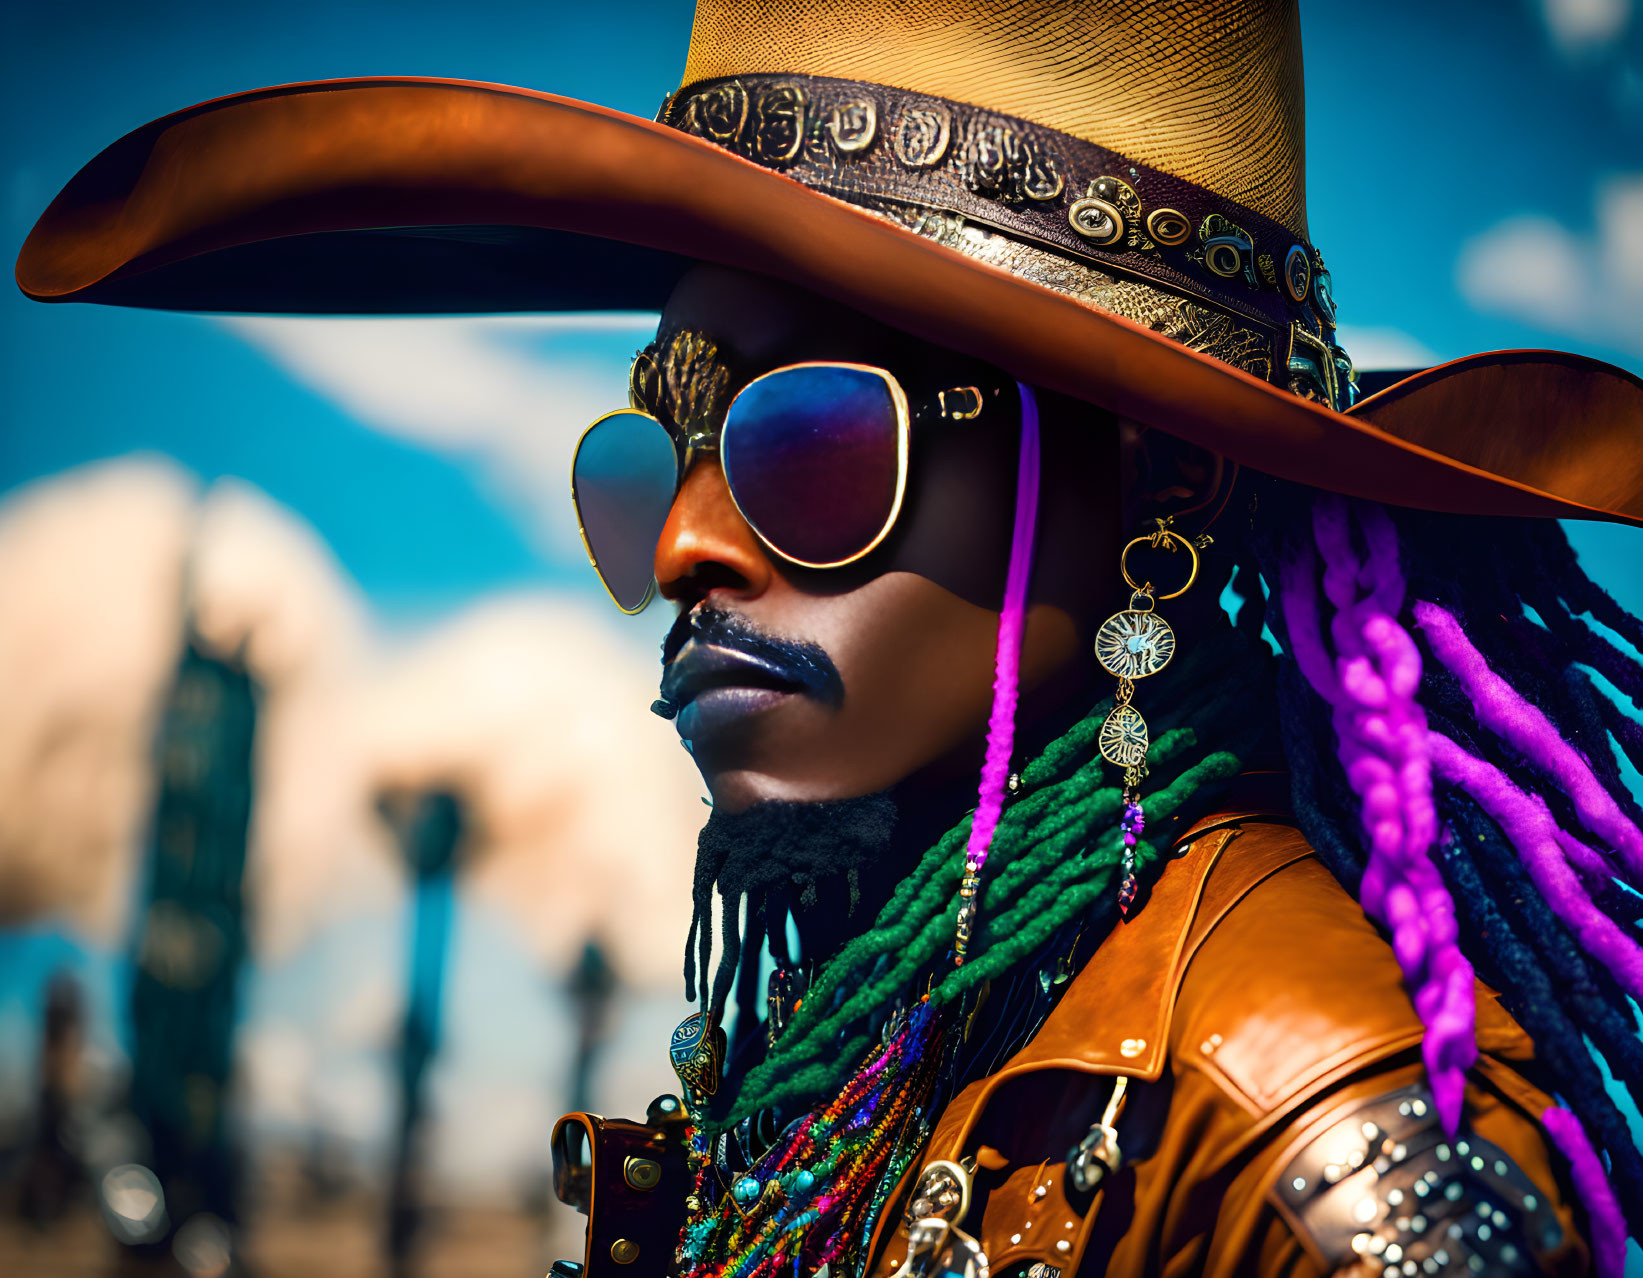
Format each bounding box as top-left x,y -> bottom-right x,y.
681,427 -> 720,472
653,453 -> 777,606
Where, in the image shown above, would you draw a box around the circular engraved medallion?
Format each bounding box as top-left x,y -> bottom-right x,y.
1099,703 -> 1149,769
1146,207 -> 1192,246
1284,244 -> 1312,303
1204,240 -> 1243,279
1069,196 -> 1123,245
827,99 -> 877,153
749,84 -> 806,164
682,83 -> 748,145
1094,609 -> 1176,679
893,106 -> 951,168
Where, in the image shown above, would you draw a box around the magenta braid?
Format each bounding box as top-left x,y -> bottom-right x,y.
1413,601 -> 1643,881
1542,1106 -> 1629,1278
1426,734 -> 1643,1001
1279,496 -> 1475,1135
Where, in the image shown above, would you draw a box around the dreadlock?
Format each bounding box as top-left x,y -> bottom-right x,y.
718,630 -> 1273,1124
1244,482 -> 1642,1252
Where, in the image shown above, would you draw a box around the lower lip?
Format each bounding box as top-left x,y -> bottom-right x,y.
675,686 -> 792,742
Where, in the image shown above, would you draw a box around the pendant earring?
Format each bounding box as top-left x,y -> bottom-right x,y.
1093,517 -> 1207,917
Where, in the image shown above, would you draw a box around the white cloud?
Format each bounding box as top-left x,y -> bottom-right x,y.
1601,179 -> 1643,296
1333,325 -> 1441,371
0,458 -> 194,939
346,594 -> 699,987
191,480 -> 369,683
1539,0 -> 1632,51
1455,175 -> 1643,356
221,314 -> 657,565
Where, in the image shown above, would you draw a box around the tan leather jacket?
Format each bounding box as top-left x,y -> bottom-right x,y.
867,814 -> 1591,1277
554,813 -> 1591,1276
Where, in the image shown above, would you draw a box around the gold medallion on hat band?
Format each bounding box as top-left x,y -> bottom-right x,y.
1094,517 -> 1207,916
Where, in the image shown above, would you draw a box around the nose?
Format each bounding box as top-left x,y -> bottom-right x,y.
654,457 -> 777,606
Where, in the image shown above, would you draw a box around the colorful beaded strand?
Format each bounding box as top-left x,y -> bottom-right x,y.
676,1001 -> 945,1277
1118,788 -> 1144,918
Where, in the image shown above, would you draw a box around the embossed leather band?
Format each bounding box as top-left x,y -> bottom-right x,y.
1272,1082 -> 1566,1275
660,72 -> 1353,407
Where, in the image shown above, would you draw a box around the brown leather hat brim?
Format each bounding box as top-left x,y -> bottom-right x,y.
16,77 -> 1643,526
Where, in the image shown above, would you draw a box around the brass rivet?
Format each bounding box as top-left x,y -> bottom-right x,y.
1205,242 -> 1243,278
610,1239 -> 639,1264
1146,207 -> 1192,246
623,1156 -> 662,1191
1120,1037 -> 1146,1058
1283,244 -> 1312,303
1068,196 -> 1124,246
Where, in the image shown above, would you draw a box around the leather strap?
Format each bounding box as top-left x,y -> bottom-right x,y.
551,1112 -> 687,1274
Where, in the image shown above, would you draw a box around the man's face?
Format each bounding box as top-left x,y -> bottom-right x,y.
645,266 -> 1122,812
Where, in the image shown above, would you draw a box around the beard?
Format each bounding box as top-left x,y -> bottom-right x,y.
685,791 -> 898,1031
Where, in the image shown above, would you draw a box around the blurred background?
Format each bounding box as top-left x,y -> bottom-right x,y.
1,1 -> 1640,1276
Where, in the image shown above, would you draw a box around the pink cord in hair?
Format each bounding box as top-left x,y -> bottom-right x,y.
1542,1105 -> 1629,1278
964,383 -> 1042,874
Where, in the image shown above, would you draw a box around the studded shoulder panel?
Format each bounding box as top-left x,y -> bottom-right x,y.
1273,1083 -> 1566,1276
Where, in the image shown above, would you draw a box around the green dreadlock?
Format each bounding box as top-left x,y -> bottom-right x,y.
718,625 -> 1273,1127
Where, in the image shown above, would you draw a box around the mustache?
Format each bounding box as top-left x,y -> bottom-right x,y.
659,605 -> 844,705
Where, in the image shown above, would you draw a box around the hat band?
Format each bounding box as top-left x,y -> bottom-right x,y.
660,73 -> 1355,410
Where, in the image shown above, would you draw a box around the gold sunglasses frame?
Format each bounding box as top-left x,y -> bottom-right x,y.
571,361 -> 916,615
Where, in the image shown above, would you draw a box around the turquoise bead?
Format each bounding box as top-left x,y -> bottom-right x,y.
732,1176 -> 761,1204
793,1169 -> 816,1194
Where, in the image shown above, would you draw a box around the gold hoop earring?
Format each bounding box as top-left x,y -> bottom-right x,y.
1093,517 -> 1208,916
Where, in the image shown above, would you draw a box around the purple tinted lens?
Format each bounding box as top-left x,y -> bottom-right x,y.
571,411 -> 679,612
721,366 -> 903,566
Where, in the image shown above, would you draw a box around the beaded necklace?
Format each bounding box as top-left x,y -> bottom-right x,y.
672,999 -> 950,1277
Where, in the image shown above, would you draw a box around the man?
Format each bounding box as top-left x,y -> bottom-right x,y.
18,3 -> 1643,1275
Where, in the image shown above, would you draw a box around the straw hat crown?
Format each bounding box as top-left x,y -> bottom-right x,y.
680,0 -> 1308,237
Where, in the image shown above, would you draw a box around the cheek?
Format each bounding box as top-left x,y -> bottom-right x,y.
810,573 -> 1084,791
866,420 -> 1017,611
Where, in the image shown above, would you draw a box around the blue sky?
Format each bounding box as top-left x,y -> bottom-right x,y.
1,0 -> 1641,1216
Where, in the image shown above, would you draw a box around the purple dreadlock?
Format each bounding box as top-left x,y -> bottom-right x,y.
1276,497 -> 1475,1134
1243,487 -> 1641,1269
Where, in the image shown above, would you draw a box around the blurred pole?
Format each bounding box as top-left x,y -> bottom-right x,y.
19,971 -> 86,1227
566,939 -> 618,1116
378,789 -> 465,1278
120,631 -> 257,1271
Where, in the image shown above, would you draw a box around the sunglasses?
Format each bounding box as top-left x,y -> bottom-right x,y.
571,361 -> 1006,613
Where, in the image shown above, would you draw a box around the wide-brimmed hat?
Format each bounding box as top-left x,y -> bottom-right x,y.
16,0 -> 1643,526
